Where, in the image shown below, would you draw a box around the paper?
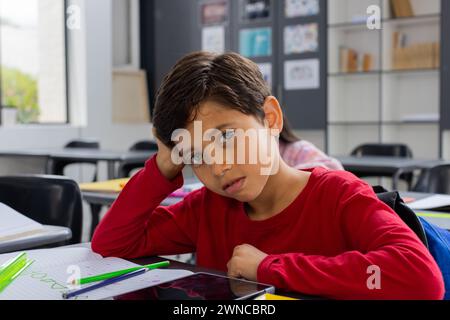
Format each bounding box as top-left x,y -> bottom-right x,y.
284,23 -> 318,55
79,178 -> 129,193
0,247 -> 193,300
201,1 -> 228,25
0,203 -> 44,241
408,195 -> 450,211
257,63 -> 272,88
284,59 -> 320,90
241,0 -> 271,22
202,26 -> 225,54
239,28 -> 272,58
285,0 -> 319,18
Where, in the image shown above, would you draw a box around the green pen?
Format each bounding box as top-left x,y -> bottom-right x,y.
73,261 -> 170,285
0,253 -> 34,293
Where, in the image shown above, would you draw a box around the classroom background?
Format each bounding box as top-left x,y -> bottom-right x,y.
0,0 -> 449,245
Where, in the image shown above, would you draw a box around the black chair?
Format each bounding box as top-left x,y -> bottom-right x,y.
413,164 -> 450,194
351,143 -> 413,158
118,140 -> 158,178
0,175 -> 83,245
351,143 -> 414,189
51,139 -> 100,182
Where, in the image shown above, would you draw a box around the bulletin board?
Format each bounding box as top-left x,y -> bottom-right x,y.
112,69 -> 151,124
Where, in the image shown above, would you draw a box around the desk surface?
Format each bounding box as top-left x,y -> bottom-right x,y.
401,192 -> 450,230
63,243 -> 318,300
0,225 -> 72,254
0,148 -> 154,162
335,156 -> 440,172
82,190 -> 181,207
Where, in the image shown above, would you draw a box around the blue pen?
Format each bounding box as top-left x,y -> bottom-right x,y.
62,268 -> 147,300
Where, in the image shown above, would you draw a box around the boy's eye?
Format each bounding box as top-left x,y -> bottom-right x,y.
191,152 -> 203,165
219,130 -> 235,144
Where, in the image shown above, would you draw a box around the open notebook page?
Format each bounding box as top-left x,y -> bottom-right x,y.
0,247 -> 192,300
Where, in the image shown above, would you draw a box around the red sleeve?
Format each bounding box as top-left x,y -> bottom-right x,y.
257,176 -> 445,300
91,155 -> 201,259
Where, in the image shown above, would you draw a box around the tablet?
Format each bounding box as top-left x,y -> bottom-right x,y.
113,272 -> 275,300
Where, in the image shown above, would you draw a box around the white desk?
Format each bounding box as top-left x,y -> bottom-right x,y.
0,225 -> 72,254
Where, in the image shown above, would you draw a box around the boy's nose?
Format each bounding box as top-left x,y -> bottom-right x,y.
212,162 -> 232,177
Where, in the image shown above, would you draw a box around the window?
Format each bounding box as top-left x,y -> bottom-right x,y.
0,0 -> 68,125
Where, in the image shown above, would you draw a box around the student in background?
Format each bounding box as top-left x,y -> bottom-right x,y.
279,117 -> 343,171
92,52 -> 444,300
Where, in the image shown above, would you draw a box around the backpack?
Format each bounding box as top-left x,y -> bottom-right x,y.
374,186 -> 450,300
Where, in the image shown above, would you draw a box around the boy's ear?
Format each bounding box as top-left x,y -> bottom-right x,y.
262,96 -> 283,135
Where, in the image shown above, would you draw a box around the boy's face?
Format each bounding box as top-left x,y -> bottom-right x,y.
177,100 -> 281,202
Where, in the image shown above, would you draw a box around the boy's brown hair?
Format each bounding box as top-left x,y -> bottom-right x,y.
152,51 -> 271,147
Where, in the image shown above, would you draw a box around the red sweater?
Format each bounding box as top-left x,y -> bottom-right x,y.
92,155 -> 445,300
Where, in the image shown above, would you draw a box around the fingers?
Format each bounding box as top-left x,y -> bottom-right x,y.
227,257 -> 242,278
233,243 -> 251,256
228,244 -> 251,278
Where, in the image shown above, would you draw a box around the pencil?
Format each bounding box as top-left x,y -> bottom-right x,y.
63,268 -> 147,300
72,260 -> 170,285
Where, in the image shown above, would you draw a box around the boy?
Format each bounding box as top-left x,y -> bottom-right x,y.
92,52 -> 444,299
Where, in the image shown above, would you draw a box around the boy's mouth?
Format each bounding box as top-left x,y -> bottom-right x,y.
222,177 -> 246,195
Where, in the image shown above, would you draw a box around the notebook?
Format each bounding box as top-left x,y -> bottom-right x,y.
0,203 -> 44,242
408,195 -> 450,211
79,179 -> 204,198
79,179 -> 129,193
0,247 -> 193,300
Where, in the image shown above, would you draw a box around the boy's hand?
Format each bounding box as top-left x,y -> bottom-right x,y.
227,244 -> 268,281
153,128 -> 185,180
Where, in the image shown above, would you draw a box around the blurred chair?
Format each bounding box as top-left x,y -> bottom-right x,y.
118,140 -> 158,178
351,143 -> 413,158
350,143 -> 414,189
51,139 -> 100,182
412,164 -> 450,194
0,175 -> 82,244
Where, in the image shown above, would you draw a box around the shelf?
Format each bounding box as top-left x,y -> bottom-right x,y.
383,14 -> 441,27
328,122 -> 380,126
329,68 -> 439,77
382,121 -> 440,125
327,1 -> 443,159
328,14 -> 441,29
329,121 -> 439,126
382,68 -> 439,75
329,71 -> 381,77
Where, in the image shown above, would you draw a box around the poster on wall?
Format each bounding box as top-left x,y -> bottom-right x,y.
284,59 -> 320,90
241,0 -> 271,22
201,1 -> 229,25
257,63 -> 273,88
202,26 -> 225,53
284,23 -> 318,54
285,0 -> 319,18
239,28 -> 272,57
